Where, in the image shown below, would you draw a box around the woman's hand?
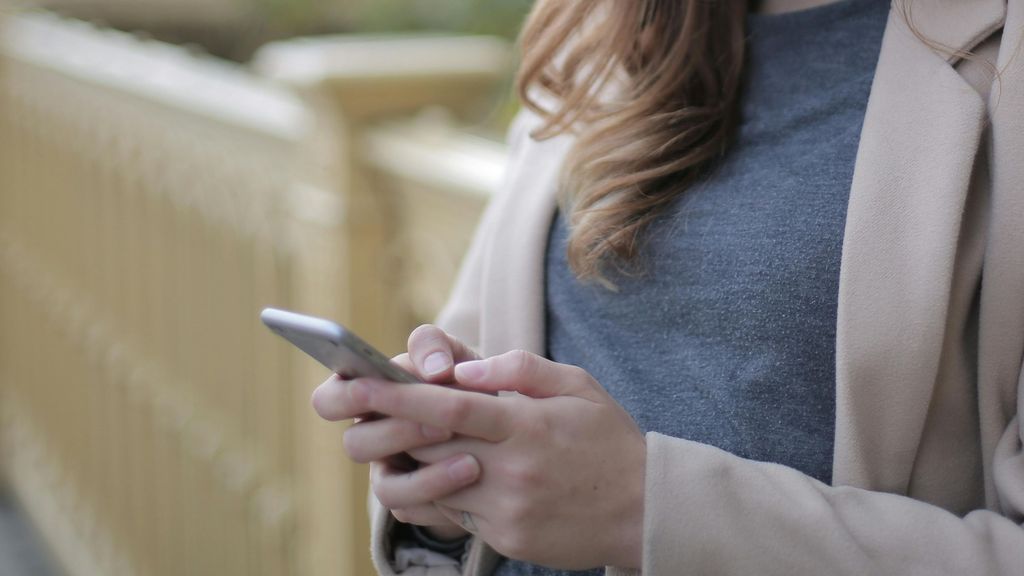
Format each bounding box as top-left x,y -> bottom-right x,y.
345,350 -> 647,570
311,324 -> 481,540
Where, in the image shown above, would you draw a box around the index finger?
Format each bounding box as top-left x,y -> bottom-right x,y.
351,379 -> 513,442
312,374 -> 372,421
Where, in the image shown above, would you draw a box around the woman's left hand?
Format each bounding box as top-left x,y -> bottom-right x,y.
345,350 -> 646,570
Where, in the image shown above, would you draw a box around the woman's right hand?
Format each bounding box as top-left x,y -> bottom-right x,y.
311,324 -> 481,539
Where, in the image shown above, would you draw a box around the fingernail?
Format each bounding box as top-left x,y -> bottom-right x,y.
454,360 -> 486,383
447,455 -> 479,483
420,424 -> 449,441
423,351 -> 451,376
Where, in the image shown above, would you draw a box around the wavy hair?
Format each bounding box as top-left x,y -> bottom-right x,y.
517,0 -> 748,283
516,0 -> 1006,284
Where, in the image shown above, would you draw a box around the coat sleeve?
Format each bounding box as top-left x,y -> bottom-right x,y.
368,109 -> 541,576
640,415 -> 1024,575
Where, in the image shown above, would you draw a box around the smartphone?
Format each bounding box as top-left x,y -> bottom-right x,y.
260,307 -> 419,383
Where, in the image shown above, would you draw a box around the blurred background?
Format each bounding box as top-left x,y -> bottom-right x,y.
0,0 -> 532,574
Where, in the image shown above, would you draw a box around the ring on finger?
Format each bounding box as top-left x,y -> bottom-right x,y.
460,510 -> 478,532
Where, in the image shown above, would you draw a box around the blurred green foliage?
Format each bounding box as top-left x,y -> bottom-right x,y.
244,0 -> 533,41
248,0 -> 326,30
347,0 -> 534,39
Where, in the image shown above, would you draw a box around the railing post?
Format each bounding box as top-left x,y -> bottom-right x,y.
253,35 -> 509,576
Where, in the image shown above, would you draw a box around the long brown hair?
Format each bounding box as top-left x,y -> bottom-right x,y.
517,0 -> 748,283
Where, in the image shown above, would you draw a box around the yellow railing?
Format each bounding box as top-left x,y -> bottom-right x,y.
0,10 -> 507,576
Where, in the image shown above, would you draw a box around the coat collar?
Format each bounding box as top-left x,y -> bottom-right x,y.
477,123 -> 569,358
832,0 -> 1005,491
899,0 -> 1005,64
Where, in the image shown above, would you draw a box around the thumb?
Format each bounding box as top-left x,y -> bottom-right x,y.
453,350 -> 597,399
406,324 -> 480,382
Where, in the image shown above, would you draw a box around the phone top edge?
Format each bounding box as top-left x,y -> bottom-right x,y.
260,307 -> 419,383
261,307 -> 344,342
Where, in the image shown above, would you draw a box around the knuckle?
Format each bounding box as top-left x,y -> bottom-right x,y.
517,411 -> 551,440
413,420 -> 449,443
409,324 -> 443,350
439,396 -> 472,430
506,349 -> 535,379
504,458 -> 542,491
566,364 -> 589,382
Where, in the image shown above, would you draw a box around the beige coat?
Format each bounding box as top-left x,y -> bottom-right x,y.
370,1 -> 1024,573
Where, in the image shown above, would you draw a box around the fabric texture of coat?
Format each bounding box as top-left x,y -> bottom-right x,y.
369,1 -> 1024,573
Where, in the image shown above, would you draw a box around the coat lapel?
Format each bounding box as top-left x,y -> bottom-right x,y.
833,0 -> 1005,491
976,0 -> 1024,506
478,125 -> 570,357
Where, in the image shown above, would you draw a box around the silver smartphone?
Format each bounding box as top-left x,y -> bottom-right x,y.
260,307 -> 419,383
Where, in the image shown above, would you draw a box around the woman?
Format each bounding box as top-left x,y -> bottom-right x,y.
311,0 -> 1024,574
